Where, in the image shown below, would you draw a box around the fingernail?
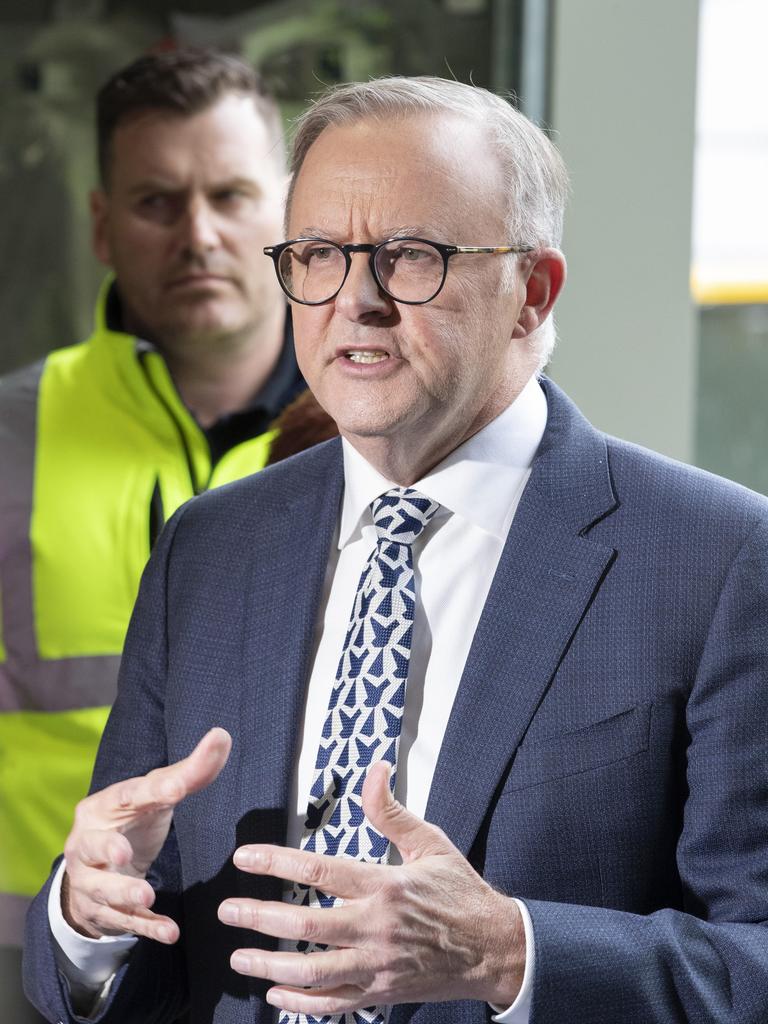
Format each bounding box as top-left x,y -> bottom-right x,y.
219,902 -> 240,925
158,926 -> 174,943
132,887 -> 146,906
234,848 -> 259,868
231,952 -> 251,973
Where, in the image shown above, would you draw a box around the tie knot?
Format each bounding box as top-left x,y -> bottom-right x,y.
371,487 -> 440,545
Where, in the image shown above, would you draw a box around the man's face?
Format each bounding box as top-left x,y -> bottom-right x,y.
286,113 -> 542,470
92,93 -> 285,350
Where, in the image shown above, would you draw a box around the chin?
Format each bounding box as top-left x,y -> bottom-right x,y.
167,313 -> 241,345
335,412 -> 410,440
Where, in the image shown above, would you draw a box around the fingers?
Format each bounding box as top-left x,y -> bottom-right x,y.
218,898 -> 362,947
74,899 -> 179,944
232,758 -> 454,897
230,946 -> 365,993
71,828 -> 133,870
63,866 -> 179,944
76,857 -> 155,910
169,726 -> 232,796
222,758 -> 516,1011
233,844 -> 375,900
99,727 -> 233,821
265,984 -> 368,1016
362,760 -> 453,863
61,728 -> 231,942
228,947 -> 376,1016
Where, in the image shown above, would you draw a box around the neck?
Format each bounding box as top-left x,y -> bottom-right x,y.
344,429 -> 474,487
343,375 -> 531,485
159,307 -> 286,428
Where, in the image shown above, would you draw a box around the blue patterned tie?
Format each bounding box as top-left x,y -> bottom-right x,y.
280,487 -> 440,1024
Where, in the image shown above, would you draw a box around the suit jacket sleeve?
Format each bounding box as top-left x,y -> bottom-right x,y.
23,506 -> 190,1024
526,514 -> 768,1023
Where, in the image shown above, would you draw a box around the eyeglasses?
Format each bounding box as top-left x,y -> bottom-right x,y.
262,236 -> 534,306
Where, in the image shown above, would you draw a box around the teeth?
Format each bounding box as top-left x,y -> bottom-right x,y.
347,351 -> 388,364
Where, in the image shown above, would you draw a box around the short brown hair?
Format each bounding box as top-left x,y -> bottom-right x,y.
96,48 -> 284,185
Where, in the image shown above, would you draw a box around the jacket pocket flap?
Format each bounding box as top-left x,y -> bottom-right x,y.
508,702 -> 651,790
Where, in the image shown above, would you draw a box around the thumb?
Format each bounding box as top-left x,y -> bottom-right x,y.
174,727 -> 232,797
362,760 -> 455,864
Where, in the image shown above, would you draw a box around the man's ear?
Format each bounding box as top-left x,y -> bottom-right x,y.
90,189 -> 113,267
512,248 -> 567,339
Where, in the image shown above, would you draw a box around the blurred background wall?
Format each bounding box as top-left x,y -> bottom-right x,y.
548,0 -> 698,464
1,0 -> 765,492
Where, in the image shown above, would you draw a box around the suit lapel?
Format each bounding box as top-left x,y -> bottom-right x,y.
426,380 -> 619,856
235,441 -> 344,851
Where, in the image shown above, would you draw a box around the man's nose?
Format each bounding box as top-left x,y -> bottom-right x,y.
334,252 -> 392,320
179,198 -> 220,255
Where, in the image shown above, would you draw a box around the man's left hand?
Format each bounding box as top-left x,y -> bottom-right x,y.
218,761 -> 526,1015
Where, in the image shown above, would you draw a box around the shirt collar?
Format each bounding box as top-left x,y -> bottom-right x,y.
339,374 -> 548,547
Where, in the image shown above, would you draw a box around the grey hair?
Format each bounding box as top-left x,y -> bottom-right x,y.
287,76 -> 570,368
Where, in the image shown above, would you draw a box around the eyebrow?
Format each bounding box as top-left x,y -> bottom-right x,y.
294,226 -> 431,240
209,177 -> 263,195
125,180 -> 177,197
126,176 -> 261,198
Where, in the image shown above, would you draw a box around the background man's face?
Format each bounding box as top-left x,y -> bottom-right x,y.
92,93 -> 285,349
288,113 -> 538,463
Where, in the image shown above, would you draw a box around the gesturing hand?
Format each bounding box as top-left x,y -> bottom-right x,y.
218,761 -> 526,1015
62,727 -> 232,943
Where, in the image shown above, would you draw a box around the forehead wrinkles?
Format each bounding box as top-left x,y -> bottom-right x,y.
294,165 -> 406,237
290,116 -> 507,240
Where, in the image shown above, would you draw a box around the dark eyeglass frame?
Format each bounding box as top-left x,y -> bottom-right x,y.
262,236 -> 535,306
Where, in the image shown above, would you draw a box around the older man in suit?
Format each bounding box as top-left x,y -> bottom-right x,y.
24,77 -> 768,1024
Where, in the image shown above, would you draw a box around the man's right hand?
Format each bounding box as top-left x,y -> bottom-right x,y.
62,727 -> 232,943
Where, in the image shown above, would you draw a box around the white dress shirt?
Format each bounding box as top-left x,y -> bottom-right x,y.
50,374 -> 548,1022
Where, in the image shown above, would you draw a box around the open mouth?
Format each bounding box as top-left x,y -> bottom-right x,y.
345,350 -> 390,364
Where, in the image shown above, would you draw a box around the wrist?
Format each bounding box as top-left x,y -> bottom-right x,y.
478,893 -> 527,1007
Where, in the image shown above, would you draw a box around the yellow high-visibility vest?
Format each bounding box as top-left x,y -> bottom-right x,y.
0,281 -> 277,941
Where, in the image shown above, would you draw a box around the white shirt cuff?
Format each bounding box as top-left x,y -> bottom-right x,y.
490,897 -> 535,1024
48,860 -> 138,986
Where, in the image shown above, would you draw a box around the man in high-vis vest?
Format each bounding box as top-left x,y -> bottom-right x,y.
0,48 -> 320,1019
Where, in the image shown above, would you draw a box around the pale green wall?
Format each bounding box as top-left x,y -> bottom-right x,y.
548,0 -> 699,463
697,304 -> 768,494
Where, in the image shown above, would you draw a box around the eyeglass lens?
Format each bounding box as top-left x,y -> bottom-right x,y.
277,239 -> 446,304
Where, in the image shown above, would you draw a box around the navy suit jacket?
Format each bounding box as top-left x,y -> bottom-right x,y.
24,379 -> 768,1023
